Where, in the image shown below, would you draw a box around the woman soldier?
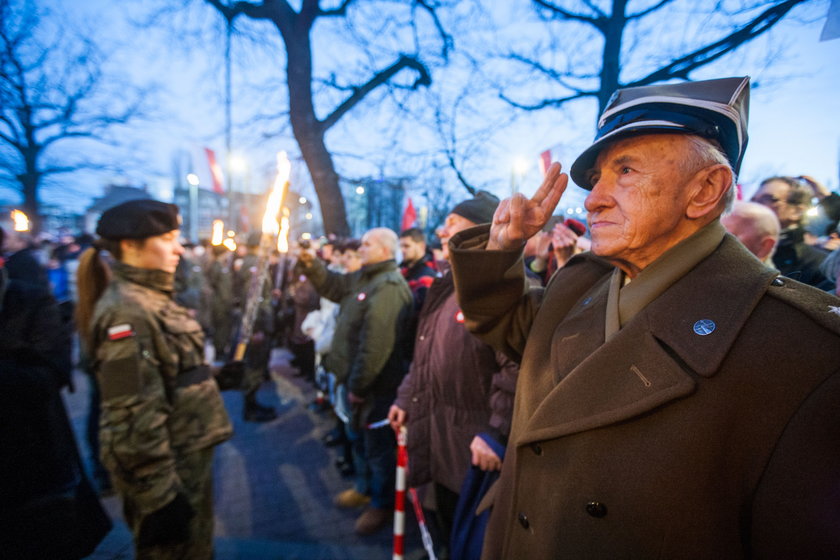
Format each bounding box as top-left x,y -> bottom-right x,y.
76,199 -> 233,559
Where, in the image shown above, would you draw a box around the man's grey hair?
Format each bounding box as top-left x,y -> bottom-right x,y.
367,227 -> 399,258
682,135 -> 737,212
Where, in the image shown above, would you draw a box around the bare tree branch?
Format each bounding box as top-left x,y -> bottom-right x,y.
533,0 -> 601,24
321,54 -> 432,133
500,90 -> 592,111
317,0 -> 358,17
415,0 -> 454,60
627,0 -> 673,21
629,0 -> 808,86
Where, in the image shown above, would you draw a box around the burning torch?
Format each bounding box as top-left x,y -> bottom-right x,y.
11,210 -> 30,232
232,151 -> 291,361
211,219 -> 238,252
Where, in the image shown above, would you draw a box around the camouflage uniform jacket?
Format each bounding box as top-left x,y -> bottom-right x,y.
91,262 -> 233,516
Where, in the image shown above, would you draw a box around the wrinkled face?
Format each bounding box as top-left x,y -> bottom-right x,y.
438,213 -> 477,261
584,134 -> 697,276
751,179 -> 804,229
124,230 -> 184,273
398,236 -> 425,263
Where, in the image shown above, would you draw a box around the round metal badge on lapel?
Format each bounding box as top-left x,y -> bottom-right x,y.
693,319 -> 716,336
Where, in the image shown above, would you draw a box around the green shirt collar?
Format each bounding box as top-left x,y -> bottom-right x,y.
605,220 -> 726,339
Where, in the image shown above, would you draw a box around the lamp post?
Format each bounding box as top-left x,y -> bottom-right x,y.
511,157 -> 530,194
187,173 -> 200,242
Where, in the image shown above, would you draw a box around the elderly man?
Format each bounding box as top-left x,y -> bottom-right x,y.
721,200 -> 780,264
297,227 -> 412,535
450,77 -> 840,559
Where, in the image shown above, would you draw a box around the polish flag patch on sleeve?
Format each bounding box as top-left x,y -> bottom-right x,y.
108,324 -> 135,340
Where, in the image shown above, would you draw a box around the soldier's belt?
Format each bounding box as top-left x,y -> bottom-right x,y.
177,365 -> 212,388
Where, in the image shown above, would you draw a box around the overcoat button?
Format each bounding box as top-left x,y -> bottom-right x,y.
772,277 -> 785,287
518,512 -> 530,529
586,501 -> 607,518
530,443 -> 543,456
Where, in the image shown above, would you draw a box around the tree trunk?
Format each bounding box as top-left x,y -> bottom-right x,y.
280,19 -> 351,237
598,0 -> 628,114
19,143 -> 42,235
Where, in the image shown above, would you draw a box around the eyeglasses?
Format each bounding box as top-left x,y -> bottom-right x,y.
752,194 -> 784,205
753,193 -> 805,207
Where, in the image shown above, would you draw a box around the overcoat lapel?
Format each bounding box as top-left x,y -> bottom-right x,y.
515,235 -> 777,447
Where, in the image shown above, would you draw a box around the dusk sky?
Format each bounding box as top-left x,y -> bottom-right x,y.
2,0 -> 839,221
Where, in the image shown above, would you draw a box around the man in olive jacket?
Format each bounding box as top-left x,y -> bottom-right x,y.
297,227 -> 413,535
450,77 -> 840,559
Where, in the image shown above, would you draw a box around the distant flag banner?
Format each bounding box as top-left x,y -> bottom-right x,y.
205,148 -> 225,194
239,203 -> 251,233
539,144 -> 563,175
191,146 -> 226,194
401,197 -> 417,232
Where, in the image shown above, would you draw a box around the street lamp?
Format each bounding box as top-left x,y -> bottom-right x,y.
187,173 -> 200,242
511,157 -> 530,194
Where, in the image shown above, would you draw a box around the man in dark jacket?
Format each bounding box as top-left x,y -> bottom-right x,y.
752,176 -> 831,288
389,192 -> 518,555
298,227 -> 413,535
398,227 -> 438,312
0,219 -> 48,290
0,251 -> 112,559
450,77 -> 840,559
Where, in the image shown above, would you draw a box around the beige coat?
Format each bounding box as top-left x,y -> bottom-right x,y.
450,227 -> 840,560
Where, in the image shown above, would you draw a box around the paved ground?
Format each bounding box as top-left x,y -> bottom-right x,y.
64,348 -> 426,560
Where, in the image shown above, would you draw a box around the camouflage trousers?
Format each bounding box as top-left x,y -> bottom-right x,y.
124,447 -> 216,560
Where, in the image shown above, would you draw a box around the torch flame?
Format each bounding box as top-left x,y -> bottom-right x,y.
262,151 -> 291,236
211,220 -> 224,246
277,216 -> 290,253
11,210 -> 29,232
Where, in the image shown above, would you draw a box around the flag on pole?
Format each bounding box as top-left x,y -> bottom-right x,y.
401,197 -> 417,232
205,148 -> 225,194
190,146 -> 226,194
539,144 -> 563,175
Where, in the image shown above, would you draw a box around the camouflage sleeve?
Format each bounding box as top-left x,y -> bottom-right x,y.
94,309 -> 180,516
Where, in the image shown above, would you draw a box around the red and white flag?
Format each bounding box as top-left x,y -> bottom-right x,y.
205,148 -> 225,194
539,144 -> 564,176
401,197 -> 417,232
191,146 -> 226,194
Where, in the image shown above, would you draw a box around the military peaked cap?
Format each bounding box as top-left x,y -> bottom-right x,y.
570,76 -> 750,189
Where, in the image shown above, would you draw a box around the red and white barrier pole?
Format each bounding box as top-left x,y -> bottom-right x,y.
393,426 -> 408,560
393,426 -> 437,560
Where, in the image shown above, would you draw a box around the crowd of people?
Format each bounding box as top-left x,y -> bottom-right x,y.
2,74 -> 840,560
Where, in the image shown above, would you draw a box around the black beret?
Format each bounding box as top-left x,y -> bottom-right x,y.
96,199 -> 180,240
451,190 -> 501,225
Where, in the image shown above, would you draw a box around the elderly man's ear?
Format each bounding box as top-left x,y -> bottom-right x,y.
686,164 -> 734,220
